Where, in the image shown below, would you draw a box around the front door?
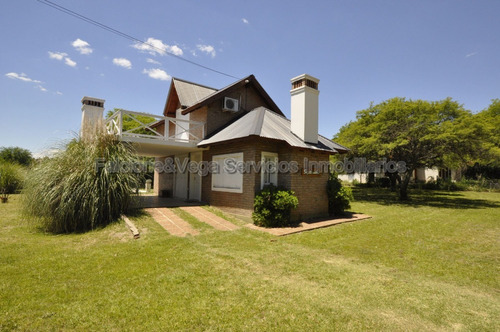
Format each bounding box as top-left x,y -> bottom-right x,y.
189,152 -> 202,201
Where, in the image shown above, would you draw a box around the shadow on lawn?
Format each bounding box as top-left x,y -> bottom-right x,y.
353,188 -> 500,209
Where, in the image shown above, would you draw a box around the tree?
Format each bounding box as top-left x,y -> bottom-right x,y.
0,161 -> 24,203
334,97 -> 481,200
473,99 -> 500,166
0,146 -> 33,166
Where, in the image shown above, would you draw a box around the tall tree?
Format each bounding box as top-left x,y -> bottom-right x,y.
334,97 -> 480,200
0,147 -> 33,166
474,99 -> 500,166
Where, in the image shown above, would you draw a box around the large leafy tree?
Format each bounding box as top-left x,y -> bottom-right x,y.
474,99 -> 500,166
334,97 -> 481,200
0,146 -> 33,166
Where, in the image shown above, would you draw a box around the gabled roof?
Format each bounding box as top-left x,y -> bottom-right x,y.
163,78 -> 218,115
198,107 -> 349,154
181,75 -> 284,117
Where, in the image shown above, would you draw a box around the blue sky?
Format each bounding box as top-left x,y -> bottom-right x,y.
1,0 -> 499,156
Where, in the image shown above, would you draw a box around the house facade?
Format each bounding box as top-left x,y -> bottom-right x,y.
82,74 -> 349,221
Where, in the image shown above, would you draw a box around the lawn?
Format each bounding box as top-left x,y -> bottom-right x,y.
1,190 -> 499,331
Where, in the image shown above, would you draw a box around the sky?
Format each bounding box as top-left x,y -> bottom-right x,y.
1,0 -> 499,156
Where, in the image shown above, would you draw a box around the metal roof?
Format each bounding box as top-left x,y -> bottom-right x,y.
172,78 -> 218,108
198,107 -> 349,153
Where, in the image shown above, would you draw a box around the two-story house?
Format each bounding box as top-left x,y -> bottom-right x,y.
82,74 -> 349,221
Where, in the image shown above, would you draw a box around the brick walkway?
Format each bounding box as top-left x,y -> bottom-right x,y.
179,206 -> 240,231
145,208 -> 199,237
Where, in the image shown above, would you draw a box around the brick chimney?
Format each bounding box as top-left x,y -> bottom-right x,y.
290,74 -> 319,144
80,96 -> 105,140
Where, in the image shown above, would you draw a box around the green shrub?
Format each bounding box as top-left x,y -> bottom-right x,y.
23,134 -> 142,233
253,185 -> 298,227
0,162 -> 24,203
454,178 -> 500,192
417,178 -> 468,191
375,177 -> 391,188
327,172 -> 353,216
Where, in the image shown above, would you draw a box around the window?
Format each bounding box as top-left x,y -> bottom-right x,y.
261,152 -> 278,189
211,153 -> 243,193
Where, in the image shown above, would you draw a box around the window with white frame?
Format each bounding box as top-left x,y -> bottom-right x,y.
211,153 -> 244,193
261,152 -> 278,189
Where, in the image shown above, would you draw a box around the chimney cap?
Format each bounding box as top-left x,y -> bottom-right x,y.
81,96 -> 105,107
290,73 -> 320,84
290,74 -> 319,91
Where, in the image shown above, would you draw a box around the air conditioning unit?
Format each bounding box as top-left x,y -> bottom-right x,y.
223,97 -> 239,112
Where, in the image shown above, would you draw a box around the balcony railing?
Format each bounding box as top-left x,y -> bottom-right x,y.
105,109 -> 205,144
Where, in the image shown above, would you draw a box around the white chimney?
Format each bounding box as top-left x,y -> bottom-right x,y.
290,74 -> 319,144
80,96 -> 105,140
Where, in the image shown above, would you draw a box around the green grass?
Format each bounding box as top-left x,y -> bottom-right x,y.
1,190 -> 499,331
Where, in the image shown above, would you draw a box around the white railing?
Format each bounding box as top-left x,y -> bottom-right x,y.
105,109 -> 205,144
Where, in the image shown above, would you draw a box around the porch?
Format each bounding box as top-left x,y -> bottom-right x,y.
105,109 -> 206,201
105,109 -> 206,157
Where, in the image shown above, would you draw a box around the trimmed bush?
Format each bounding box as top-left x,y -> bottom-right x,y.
23,134 -> 142,233
0,162 -> 24,203
253,185 -> 298,228
327,172 -> 353,216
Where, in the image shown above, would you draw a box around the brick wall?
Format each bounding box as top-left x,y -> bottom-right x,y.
154,156 -> 174,196
289,149 -> 331,221
200,137 -> 332,221
201,138 -> 257,211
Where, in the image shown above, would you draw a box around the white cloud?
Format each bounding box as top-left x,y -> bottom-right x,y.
113,58 -> 132,69
48,51 -> 67,60
48,51 -> 77,67
72,38 -> 93,55
64,57 -> 77,67
132,37 -> 183,56
242,18 -> 249,24
55,91 -> 63,95
146,58 -> 161,65
169,45 -> 183,56
465,52 -> 478,58
197,44 -> 216,58
142,68 -> 171,81
36,85 -> 48,92
5,72 -> 42,83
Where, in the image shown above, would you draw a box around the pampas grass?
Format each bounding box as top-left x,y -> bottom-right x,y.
23,134 -> 142,233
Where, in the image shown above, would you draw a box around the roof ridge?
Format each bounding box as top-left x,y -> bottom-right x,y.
183,75 -> 253,108
172,77 -> 218,91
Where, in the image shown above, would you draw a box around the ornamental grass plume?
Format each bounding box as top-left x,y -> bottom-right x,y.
23,134 -> 142,233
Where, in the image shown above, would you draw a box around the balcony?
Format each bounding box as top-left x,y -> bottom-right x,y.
105,109 -> 206,156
